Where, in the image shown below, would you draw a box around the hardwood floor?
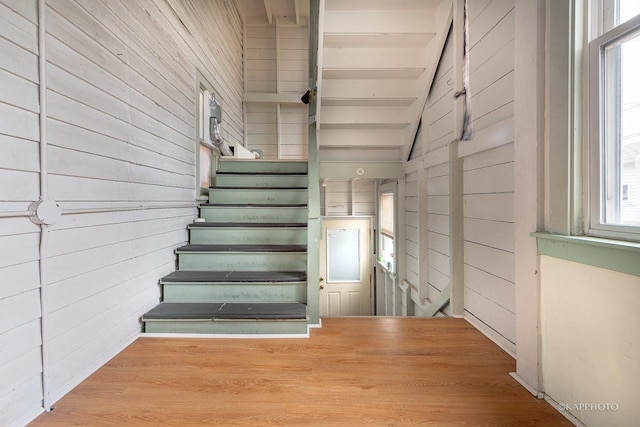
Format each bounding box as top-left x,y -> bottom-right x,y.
30,318 -> 570,426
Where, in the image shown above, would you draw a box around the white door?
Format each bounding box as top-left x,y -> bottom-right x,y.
319,218 -> 372,317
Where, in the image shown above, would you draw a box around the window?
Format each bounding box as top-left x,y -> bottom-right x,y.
196,71 -> 221,198
327,229 -> 360,282
588,0 -> 640,238
378,183 -> 396,271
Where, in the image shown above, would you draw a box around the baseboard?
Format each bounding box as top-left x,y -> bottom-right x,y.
463,312 -> 515,357
50,332 -> 140,406
308,318 -> 322,329
10,407 -> 44,427
26,331 -> 139,426
509,372 -> 544,398
141,332 -> 310,339
543,394 -> 588,427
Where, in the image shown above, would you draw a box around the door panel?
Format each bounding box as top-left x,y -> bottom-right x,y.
320,218 -> 372,317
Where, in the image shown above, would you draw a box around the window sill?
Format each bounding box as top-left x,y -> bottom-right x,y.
376,260 -> 395,277
532,232 -> 640,277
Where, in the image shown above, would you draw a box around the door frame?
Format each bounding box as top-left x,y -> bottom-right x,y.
319,216 -> 375,316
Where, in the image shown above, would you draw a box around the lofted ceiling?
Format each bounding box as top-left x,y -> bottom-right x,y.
233,0 -> 452,161
234,0 -> 310,25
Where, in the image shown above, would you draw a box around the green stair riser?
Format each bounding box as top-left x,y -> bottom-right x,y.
209,189 -> 308,205
218,160 -> 307,174
144,319 -> 309,335
200,206 -> 308,223
177,252 -> 307,271
162,283 -> 307,303
189,227 -> 307,245
215,174 -> 307,188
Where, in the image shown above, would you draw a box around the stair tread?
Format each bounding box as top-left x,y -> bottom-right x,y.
211,186 -> 307,190
189,222 -> 307,228
143,302 -> 306,320
200,203 -> 307,207
161,270 -> 307,283
177,244 -> 307,252
217,172 -> 307,176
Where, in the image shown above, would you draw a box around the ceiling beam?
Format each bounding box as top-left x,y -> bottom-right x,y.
243,92 -> 305,104
263,0 -> 273,24
319,161 -> 405,179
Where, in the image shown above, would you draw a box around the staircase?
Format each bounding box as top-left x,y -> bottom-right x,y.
142,158 -> 310,336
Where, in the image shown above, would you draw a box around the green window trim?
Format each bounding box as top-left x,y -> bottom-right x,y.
533,232 -> 640,277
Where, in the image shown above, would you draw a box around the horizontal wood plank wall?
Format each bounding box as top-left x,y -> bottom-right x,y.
278,25 -> 308,95
245,25 -> 276,93
0,1 -> 47,425
320,178 -> 375,217
422,30 -> 454,314
404,170 -> 419,285
244,23 -> 308,159
279,104 -> 308,159
428,29 -> 455,150
426,161 -> 451,314
403,27 -> 454,317
246,102 -> 278,158
462,0 -> 516,352
408,124 -> 423,160
0,0 -> 244,424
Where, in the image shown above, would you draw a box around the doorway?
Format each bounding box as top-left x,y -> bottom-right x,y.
319,218 -> 372,317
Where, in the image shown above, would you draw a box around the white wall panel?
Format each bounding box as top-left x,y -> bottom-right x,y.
469,1 -> 514,132
244,22 -> 308,159
0,0 -> 243,424
0,3 -> 42,425
404,171 -> 419,285
463,134 -> 515,352
321,178 -> 375,217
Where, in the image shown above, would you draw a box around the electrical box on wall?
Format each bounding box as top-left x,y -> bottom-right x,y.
210,97 -> 222,123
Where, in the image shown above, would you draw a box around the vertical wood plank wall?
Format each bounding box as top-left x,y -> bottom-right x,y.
0,0 -> 244,425
244,23 -> 308,159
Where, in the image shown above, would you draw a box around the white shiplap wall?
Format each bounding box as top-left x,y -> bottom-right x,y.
427,27 -> 455,150
402,27 -> 454,317
244,23 -> 308,159
246,102 -> 278,158
0,1 -> 47,425
426,162 -> 451,307
0,0 -> 243,425
278,25 -> 309,159
279,26 -> 308,95
321,178 -> 375,217
424,29 -> 453,311
462,0 -> 515,351
404,170 -> 419,285
401,0 -> 515,338
245,25 -> 276,93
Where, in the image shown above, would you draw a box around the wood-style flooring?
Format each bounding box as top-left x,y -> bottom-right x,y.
30,317 -> 571,426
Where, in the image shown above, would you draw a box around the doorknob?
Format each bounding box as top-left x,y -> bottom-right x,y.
319,277 -> 324,290
320,284 -> 324,290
